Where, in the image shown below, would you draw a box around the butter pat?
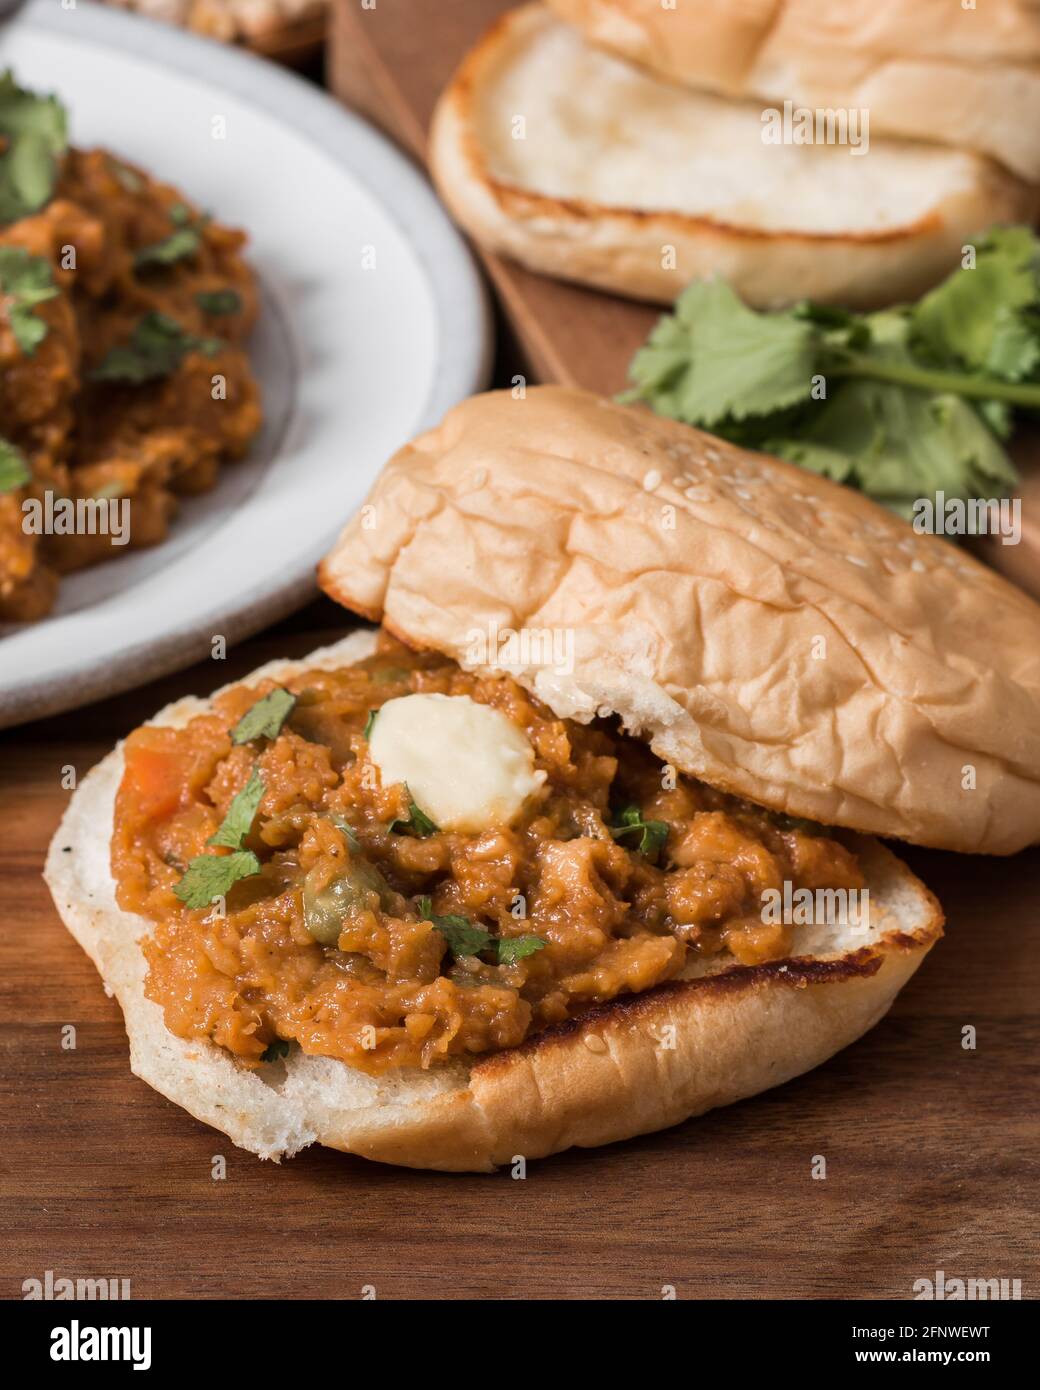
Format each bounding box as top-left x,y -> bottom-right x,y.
368,693 -> 545,833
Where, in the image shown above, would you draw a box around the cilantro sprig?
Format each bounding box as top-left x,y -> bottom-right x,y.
173,850 -> 261,910
172,690 -> 296,907
196,288 -> 241,317
230,688 -> 296,744
0,71 -> 67,224
417,896 -> 545,966
497,935 -> 547,966
134,203 -> 206,270
610,806 -> 669,862
174,766 -> 266,907
0,436 -> 31,493
89,312 -> 221,384
624,228 -> 1040,517
207,766 -> 264,848
0,246 -> 58,355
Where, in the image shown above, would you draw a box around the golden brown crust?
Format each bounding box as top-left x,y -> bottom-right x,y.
429,5 -> 1035,309
345,838 -> 942,1170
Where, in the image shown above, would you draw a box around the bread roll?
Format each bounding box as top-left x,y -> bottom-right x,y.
320,386 -> 1040,858
548,0 -> 1040,183
430,5 -> 1035,308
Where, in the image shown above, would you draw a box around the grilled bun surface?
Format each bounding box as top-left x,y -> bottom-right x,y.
429,5 -> 1034,308
320,386 -> 1040,857
547,0 -> 1040,182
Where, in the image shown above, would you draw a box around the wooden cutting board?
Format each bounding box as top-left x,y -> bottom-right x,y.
329,0 -> 655,392
327,0 -> 1040,599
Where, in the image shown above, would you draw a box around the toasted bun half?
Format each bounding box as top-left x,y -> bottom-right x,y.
547,0 -> 1040,183
46,630 -> 941,1170
319,387 -> 1040,857
429,5 -> 1035,308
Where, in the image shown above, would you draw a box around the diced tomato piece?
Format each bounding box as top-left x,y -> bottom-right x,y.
120,740 -> 187,823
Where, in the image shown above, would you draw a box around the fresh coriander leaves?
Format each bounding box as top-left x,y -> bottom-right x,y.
174,767 -> 266,906
625,231 -> 1040,515
610,806 -> 669,861
230,688 -> 296,744
913,226 -> 1040,378
0,246 -> 58,355
195,289 -> 241,316
390,787 -> 439,837
173,849 -> 260,910
0,436 -> 31,493
625,278 -> 817,427
419,898 -> 494,957
417,896 -> 545,965
497,935 -> 546,966
0,71 -> 67,224
330,816 -> 361,853
363,709 -> 377,740
134,203 -> 205,270
207,766 -> 264,849
89,311 -> 221,384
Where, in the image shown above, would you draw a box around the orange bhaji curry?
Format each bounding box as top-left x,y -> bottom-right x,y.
0,72 -> 261,621
112,634 -> 866,1075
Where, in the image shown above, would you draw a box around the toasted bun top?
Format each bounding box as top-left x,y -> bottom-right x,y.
546,0 -> 1040,182
319,387 -> 1040,856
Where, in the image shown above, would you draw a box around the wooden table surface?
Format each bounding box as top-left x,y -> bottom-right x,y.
1,0 -> 1038,1304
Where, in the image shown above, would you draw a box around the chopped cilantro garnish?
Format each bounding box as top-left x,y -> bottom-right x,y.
0,71 -> 67,224
363,709 -> 377,740
195,288 -> 241,316
0,247 -> 58,355
418,896 -> 545,965
390,787 -> 439,837
207,766 -> 264,849
88,311 -> 221,384
0,436 -> 31,493
418,896 -> 493,958
260,1038 -> 290,1064
134,203 -> 205,269
230,688 -> 296,744
173,849 -> 261,910
610,806 -> 669,861
497,935 -> 546,966
623,228 -> 1040,517
330,815 -> 361,852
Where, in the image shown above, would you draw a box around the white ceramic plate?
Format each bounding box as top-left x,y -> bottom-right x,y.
0,0 -> 490,728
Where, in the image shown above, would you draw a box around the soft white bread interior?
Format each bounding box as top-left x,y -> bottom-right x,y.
46,631 -> 941,1171
319,387 -> 1040,858
547,0 -> 1040,183
429,5 -> 1035,308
